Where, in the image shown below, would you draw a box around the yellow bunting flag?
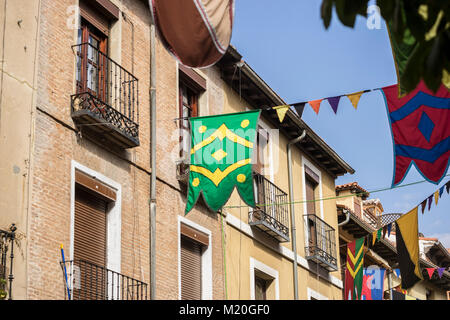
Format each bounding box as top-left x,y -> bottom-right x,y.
347,91 -> 364,109
308,99 -> 323,114
434,190 -> 439,205
273,105 -> 290,123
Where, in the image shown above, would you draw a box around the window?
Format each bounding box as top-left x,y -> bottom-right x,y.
305,175 -> 318,249
354,199 -> 361,217
250,258 -> 279,300
179,222 -> 209,300
179,82 -> 198,161
254,275 -> 268,300
253,126 -> 271,214
73,170 -> 116,300
254,126 -> 269,175
178,67 -> 205,176
76,1 -> 110,100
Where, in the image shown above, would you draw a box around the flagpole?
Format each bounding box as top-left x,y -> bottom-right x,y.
60,244 -> 71,300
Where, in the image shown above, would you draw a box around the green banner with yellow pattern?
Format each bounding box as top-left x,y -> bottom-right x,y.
185,110 -> 260,214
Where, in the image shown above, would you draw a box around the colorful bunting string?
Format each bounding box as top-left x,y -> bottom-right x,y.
425,267 -> 447,279
267,88 -> 375,122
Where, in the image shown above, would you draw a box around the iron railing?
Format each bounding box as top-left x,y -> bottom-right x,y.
71,42 -> 139,146
60,259 -> 148,300
0,225 -> 16,300
304,214 -> 337,271
249,173 -> 290,242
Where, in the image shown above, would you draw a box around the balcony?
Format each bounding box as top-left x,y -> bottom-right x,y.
304,214 -> 338,272
60,259 -> 148,300
248,173 -> 290,242
71,43 -> 139,149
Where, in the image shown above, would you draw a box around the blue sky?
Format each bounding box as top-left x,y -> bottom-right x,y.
230,0 -> 450,247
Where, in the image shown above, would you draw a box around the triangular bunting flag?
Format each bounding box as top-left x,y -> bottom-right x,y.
446,181 -> 450,194
439,186 -> 444,197
347,91 -> 364,109
308,99 -> 323,114
427,195 -> 433,210
426,268 -> 435,279
292,102 -> 306,118
420,200 -> 427,214
382,225 -> 387,239
434,190 -> 439,205
372,230 -> 377,246
437,268 -> 445,278
327,96 -> 341,114
376,228 -> 382,241
274,105 -> 289,123
387,223 -> 392,237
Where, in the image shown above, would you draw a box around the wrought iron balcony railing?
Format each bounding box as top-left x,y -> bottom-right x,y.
249,173 -> 290,242
71,43 -> 139,148
304,214 -> 338,272
60,259 -> 148,300
0,225 -> 16,300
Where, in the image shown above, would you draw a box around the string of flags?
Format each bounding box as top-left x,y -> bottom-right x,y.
269,81 -> 449,188
420,180 -> 450,214
345,181 -> 449,300
425,267 -> 446,280
267,88 -> 377,123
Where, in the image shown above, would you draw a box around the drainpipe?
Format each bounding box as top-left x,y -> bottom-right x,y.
149,21 -> 157,300
287,130 -> 306,300
338,208 -> 350,226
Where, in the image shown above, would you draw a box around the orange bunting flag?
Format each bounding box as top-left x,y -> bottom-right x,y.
309,99 -> 323,114
347,91 -> 364,109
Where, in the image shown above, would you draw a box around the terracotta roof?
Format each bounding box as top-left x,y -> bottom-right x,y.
419,237 -> 439,241
336,182 -> 369,197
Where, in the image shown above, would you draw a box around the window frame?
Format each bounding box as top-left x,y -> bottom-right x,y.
177,216 -> 212,300
249,257 -> 279,300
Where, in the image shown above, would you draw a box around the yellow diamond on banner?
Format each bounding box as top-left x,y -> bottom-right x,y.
211,149 -> 228,162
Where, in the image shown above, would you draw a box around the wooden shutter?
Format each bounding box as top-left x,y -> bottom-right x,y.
305,176 -> 316,215
73,186 -> 108,299
180,235 -> 202,300
354,199 -> 361,217
74,187 -> 108,266
305,176 -> 317,250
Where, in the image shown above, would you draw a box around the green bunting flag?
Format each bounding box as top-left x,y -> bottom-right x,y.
185,110 -> 261,214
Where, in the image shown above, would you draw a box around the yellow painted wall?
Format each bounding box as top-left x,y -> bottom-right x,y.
221,76 -> 343,300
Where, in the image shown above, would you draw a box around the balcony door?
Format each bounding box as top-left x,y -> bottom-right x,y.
76,19 -> 108,102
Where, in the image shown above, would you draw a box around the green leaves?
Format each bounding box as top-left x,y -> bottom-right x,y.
320,0 -> 450,93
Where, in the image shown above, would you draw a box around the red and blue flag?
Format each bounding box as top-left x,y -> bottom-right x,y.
382,81 -> 450,186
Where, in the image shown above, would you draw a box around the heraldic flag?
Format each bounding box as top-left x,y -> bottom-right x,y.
382,82 -> 450,186
185,110 -> 260,214
395,207 -> 423,289
345,237 -> 365,300
383,20 -> 450,186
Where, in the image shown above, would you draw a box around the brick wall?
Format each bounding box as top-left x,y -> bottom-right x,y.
27,0 -> 151,299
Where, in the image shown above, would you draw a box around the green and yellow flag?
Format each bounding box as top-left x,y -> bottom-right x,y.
185,110 -> 261,214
